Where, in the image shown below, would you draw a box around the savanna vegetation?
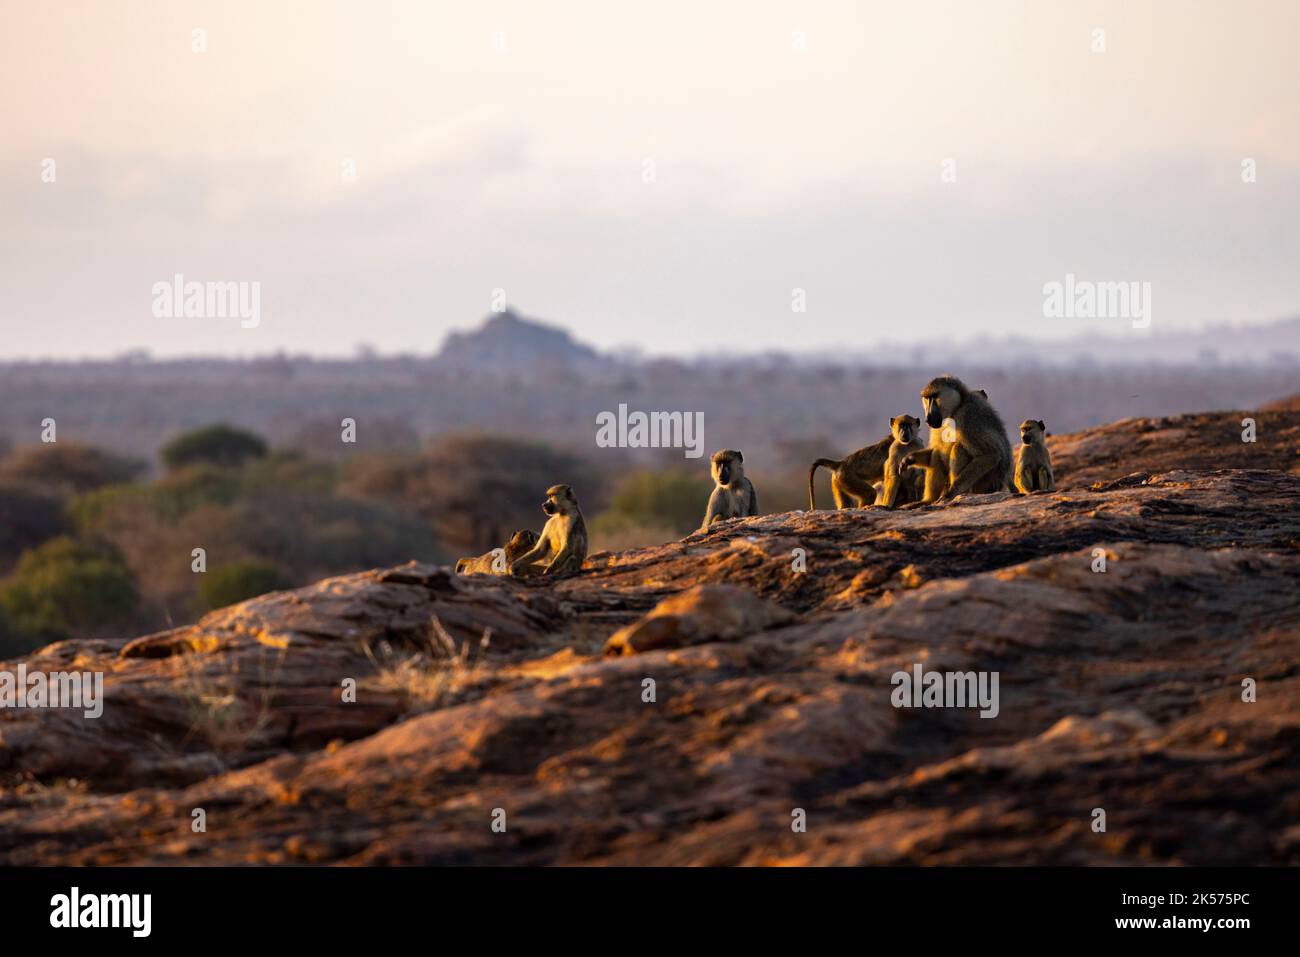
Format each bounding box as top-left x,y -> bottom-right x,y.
0,424 -> 813,658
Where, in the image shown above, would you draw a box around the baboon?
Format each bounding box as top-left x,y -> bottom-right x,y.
1014,419 -> 1055,493
900,427 -> 953,505
808,431 -> 894,510
900,388 -> 991,505
455,529 -> 539,576
913,375 -> 1013,499
875,414 -> 925,507
701,449 -> 758,530
510,485 -> 588,577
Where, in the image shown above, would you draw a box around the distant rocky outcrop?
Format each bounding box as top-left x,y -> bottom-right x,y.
433,309 -> 610,373
1,406 -> 1298,864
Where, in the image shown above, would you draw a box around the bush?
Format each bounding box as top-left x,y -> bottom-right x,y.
237,452 -> 337,497
69,466 -> 243,530
602,469 -> 707,536
198,560 -> 293,612
340,434 -> 605,554
0,443 -> 145,495
230,494 -> 444,573
70,471 -> 440,627
160,425 -> 268,471
0,606 -> 36,659
586,513 -> 683,553
0,481 -> 67,572
0,536 -> 138,645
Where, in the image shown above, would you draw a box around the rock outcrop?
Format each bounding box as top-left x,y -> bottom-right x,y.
1,407 -> 1298,864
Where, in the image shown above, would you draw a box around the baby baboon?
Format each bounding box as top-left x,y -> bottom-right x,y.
455,529 -> 539,576
875,414 -> 925,507
808,430 -> 894,510
915,375 -> 1013,499
701,449 -> 758,530
1014,419 -> 1055,493
510,485 -> 588,577
900,427 -> 953,505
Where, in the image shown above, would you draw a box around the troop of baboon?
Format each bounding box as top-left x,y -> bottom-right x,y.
455,375 -> 1054,578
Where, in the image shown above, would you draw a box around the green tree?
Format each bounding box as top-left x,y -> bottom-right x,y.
198,560 -> 292,612
0,536 -> 138,648
160,425 -> 268,471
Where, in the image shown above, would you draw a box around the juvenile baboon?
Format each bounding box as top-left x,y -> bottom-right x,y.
455,529 -> 539,575
807,430 -> 894,510
913,375 -> 1013,499
900,430 -> 951,504
701,449 -> 758,530
1014,419 -> 1055,493
875,414 -> 925,507
510,485 -> 588,577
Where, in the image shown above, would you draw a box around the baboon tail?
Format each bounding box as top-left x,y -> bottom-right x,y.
807,458 -> 841,510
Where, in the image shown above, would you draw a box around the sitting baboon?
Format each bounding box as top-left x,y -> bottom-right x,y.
900,388 -> 990,506
1014,419 -> 1055,493
510,485 -> 588,577
905,376 -> 1012,500
874,414 -> 925,508
701,449 -> 758,529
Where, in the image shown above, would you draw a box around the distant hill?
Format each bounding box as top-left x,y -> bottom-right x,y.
434,309 -> 610,371
2,309 -> 1298,466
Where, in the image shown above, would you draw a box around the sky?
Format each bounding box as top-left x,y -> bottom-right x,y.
2,0 -> 1298,359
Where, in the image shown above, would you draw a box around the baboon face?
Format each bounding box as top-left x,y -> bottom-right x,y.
891,414 -> 920,445
543,484 -> 577,516
920,377 -> 963,429
1019,420 -> 1046,445
505,529 -> 539,558
710,449 -> 744,486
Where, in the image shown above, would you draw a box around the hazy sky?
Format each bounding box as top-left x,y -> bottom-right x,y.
2,0 -> 1297,358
